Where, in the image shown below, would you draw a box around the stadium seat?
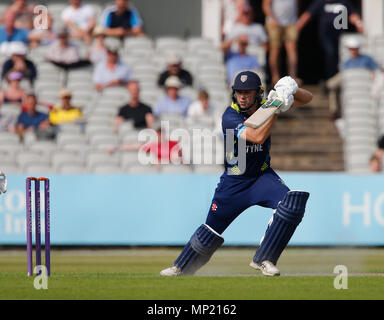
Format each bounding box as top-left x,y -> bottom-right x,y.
126,165 -> 160,174
91,164 -> 123,174
0,132 -> 20,144
51,151 -> 84,170
23,162 -> 54,174
28,141 -> 58,156
193,165 -> 224,174
124,37 -> 154,52
155,37 -> 186,52
120,151 -> 140,167
161,165 -> 193,174
16,151 -> 44,167
0,162 -> 21,174
86,151 -> 120,169
89,133 -> 119,148
57,163 -> 87,174
186,37 -> 214,52
57,132 -> 88,146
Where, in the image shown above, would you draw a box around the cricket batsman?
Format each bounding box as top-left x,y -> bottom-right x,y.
160,71 -> 313,276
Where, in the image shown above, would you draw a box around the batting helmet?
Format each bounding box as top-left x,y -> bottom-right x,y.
232,71 -> 264,112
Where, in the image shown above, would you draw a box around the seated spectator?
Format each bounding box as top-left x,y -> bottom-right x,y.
100,0 -> 144,38
225,35 -> 259,84
46,26 -> 91,71
342,38 -> 380,71
0,71 -> 27,105
114,81 -> 155,132
153,76 -> 192,117
326,37 -> 382,118
0,12 -> 29,55
49,88 -> 83,127
262,0 -> 299,85
16,93 -> 54,141
28,12 -> 56,48
158,53 -> 193,88
109,122 -> 183,166
222,5 -> 268,53
1,42 -> 37,86
370,154 -> 382,173
93,39 -> 132,91
61,0 -> 97,45
88,26 -> 107,65
187,90 -> 215,119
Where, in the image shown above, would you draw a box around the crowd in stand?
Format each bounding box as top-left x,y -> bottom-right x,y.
0,0 -> 378,172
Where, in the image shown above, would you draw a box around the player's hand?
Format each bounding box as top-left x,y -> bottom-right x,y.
268,89 -> 293,113
0,171 -> 7,194
274,76 -> 299,96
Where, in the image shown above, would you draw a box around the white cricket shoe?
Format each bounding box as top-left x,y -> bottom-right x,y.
160,266 -> 182,276
249,260 -> 280,276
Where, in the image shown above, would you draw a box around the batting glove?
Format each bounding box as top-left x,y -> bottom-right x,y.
274,76 -> 299,96
268,89 -> 294,113
0,171 -> 7,194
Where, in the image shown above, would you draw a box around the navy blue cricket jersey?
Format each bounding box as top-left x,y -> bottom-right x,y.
205,102 -> 290,234
222,102 -> 271,177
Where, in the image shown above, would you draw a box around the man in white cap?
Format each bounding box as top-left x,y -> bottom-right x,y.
342,37 -> 380,71
158,52 -> 193,88
1,42 -> 37,85
326,35 -> 381,118
153,76 -> 192,117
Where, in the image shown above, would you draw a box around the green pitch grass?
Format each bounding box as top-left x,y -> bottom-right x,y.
0,247 -> 383,300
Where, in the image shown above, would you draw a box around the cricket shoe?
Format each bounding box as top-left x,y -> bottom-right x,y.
160,266 -> 182,276
249,260 -> 280,276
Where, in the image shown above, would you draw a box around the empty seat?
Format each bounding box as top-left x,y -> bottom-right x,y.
89,133 -> 119,148
0,162 -> 21,174
16,151 -> 43,167
124,37 -> 153,51
120,151 -> 140,166
28,140 -> 57,154
0,132 -> 19,144
57,163 -> 87,174
86,151 -> 120,168
91,164 -> 122,174
57,132 -> 88,146
193,165 -> 224,174
126,165 -> 160,174
161,165 -> 193,174
23,163 -> 54,174
51,151 -> 84,169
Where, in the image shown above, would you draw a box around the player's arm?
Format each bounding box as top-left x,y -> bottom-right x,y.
292,88 -> 313,107
240,114 -> 277,144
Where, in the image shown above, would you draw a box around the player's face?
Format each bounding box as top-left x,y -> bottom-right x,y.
236,90 -> 257,109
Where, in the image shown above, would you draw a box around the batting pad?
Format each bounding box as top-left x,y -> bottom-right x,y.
253,191 -> 310,265
174,224 -> 224,275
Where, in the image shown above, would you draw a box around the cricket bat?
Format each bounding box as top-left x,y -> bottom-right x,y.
244,98 -> 284,129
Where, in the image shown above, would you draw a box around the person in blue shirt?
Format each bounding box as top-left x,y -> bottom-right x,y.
225,35 -> 260,85
16,93 -> 51,142
0,12 -> 29,54
153,76 -> 192,117
101,0 -> 144,38
342,37 -> 379,71
160,71 -> 313,277
326,36 -> 381,118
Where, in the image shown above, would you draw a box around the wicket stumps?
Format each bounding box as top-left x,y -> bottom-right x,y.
26,177 -> 50,277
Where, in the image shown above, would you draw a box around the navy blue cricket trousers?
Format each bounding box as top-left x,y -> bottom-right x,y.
205,167 -> 290,234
